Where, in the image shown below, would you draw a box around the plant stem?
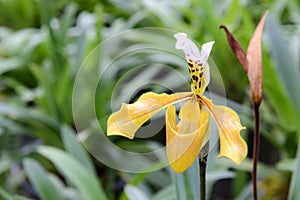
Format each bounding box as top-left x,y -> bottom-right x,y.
199,156 -> 207,200
199,142 -> 209,200
252,103 -> 260,200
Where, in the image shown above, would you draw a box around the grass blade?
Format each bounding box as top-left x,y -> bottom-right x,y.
61,125 -> 96,174
37,146 -> 108,200
23,158 -> 66,200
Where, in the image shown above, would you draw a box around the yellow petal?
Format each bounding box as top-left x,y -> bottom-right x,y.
107,92 -> 193,139
166,99 -> 209,173
200,96 -> 247,164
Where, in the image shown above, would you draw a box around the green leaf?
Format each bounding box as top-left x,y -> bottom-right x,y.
0,186 -> 35,200
23,158 -> 66,200
288,138 -> 300,200
262,68 -> 300,130
59,3 -> 77,43
60,125 -> 96,174
124,184 -> 150,200
235,184 -> 253,200
78,128 -> 166,173
0,187 -> 12,200
265,16 -> 300,114
0,157 -> 11,175
37,146 -> 108,200
151,185 -> 176,200
0,58 -> 23,74
55,65 -> 73,123
14,196 -> 35,200
0,103 -> 59,130
0,103 -> 61,145
30,64 -> 60,119
172,160 -> 199,200
276,159 -> 295,171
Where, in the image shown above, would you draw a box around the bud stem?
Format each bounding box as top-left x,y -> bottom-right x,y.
252,103 -> 260,200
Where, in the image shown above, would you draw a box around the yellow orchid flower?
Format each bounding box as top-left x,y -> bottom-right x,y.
107,33 -> 247,173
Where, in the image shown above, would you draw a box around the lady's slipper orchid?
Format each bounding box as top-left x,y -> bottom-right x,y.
107,33 -> 247,173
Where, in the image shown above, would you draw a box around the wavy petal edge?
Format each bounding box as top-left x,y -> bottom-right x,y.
200,96 -> 247,164
107,92 -> 193,139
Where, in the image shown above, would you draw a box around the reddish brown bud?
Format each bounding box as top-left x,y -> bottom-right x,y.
220,11 -> 268,105
247,11 -> 268,105
220,25 -> 248,73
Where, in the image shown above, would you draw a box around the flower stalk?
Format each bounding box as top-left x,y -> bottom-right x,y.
253,103 -> 260,200
199,156 -> 207,200
220,11 -> 268,200
199,142 -> 209,200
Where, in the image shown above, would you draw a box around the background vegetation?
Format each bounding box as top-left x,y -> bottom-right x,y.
0,0 -> 299,199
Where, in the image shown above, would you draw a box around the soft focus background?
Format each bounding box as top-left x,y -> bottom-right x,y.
0,0 -> 300,199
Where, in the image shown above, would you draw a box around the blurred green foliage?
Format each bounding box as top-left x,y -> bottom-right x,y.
0,0 -> 299,199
